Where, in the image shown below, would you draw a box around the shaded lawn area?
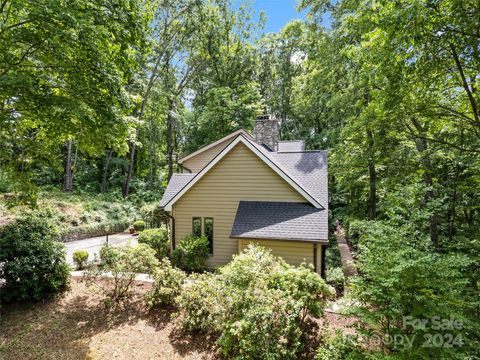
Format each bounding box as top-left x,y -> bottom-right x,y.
0,279 -> 217,360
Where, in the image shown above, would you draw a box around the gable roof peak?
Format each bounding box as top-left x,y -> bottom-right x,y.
178,129 -> 253,164
161,134 -> 325,211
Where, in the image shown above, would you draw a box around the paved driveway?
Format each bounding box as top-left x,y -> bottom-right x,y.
65,233 -> 138,266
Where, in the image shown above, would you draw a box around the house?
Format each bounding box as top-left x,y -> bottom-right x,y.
160,115 -> 328,277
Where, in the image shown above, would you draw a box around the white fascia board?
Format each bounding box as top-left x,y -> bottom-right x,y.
178,129 -> 253,163
164,135 -> 322,211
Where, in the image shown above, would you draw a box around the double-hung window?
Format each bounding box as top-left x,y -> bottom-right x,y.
192,216 -> 214,255
192,217 -> 202,237
204,218 -> 214,255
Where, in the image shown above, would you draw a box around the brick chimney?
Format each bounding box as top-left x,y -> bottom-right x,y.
253,115 -> 278,151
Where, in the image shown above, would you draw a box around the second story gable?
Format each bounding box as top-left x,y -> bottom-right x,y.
178,129 -> 253,173
161,115 -> 328,212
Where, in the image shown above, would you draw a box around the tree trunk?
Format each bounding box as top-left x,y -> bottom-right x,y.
366,129 -> 377,220
148,119 -> 156,186
63,140 -> 73,192
122,56 -> 163,198
101,149 -> 113,193
411,118 -> 439,246
447,129 -> 464,240
123,130 -> 138,198
447,164 -> 460,240
166,98 -> 174,181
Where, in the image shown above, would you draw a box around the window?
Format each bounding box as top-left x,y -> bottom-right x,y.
192,217 -> 201,237
204,217 -> 214,254
191,217 -> 214,255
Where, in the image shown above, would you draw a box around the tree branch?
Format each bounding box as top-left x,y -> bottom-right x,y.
449,42 -> 480,125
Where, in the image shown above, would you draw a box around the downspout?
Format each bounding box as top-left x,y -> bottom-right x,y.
321,244 -> 326,279
165,212 -> 176,250
313,242 -> 318,274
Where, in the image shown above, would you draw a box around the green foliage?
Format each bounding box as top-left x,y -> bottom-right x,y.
0,0 -> 151,199
175,272 -> 224,331
181,0 -> 264,153
2,188 -> 143,241
0,214 -> 70,302
326,267 -> 344,296
72,250 -> 89,270
218,286 -> 304,359
176,245 -> 333,359
99,243 -> 118,267
1,0 -> 479,356
315,332 -> 366,360
146,258 -> 186,307
62,221 -> 130,242
137,228 -> 169,259
140,204 -> 170,228
84,244 -> 159,306
132,220 -> 146,232
350,220 -> 472,358
171,235 -> 210,272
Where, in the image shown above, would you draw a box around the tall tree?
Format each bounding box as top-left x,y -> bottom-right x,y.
182,0 -> 263,154
123,0 -> 200,196
258,20 -> 306,138
0,0 -> 150,199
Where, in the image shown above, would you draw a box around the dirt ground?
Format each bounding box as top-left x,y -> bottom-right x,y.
0,279 -> 218,360
0,278 -> 357,360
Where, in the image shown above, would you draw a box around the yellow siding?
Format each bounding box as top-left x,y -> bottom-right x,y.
173,142 -> 306,267
238,238 -> 315,268
315,242 -> 321,275
181,138 -> 233,173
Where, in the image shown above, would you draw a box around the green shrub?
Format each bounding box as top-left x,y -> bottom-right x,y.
326,266 -> 345,295
175,272 -> 225,331
133,220 -> 146,232
73,250 -> 89,270
138,228 -> 169,259
270,264 -> 333,318
99,243 -> 118,266
141,203 -> 170,228
61,221 -> 129,241
0,214 -> 70,302
171,235 -> 209,272
315,331 -> 366,360
146,258 -> 186,307
218,285 -> 305,359
83,244 -> 159,306
175,245 -> 334,359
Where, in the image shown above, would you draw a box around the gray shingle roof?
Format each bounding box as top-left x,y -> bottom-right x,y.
269,151 -> 328,210
243,136 -> 328,209
231,201 -> 328,242
159,133 -> 328,212
159,173 -> 196,208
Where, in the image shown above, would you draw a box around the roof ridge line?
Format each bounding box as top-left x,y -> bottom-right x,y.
162,134 -> 324,211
